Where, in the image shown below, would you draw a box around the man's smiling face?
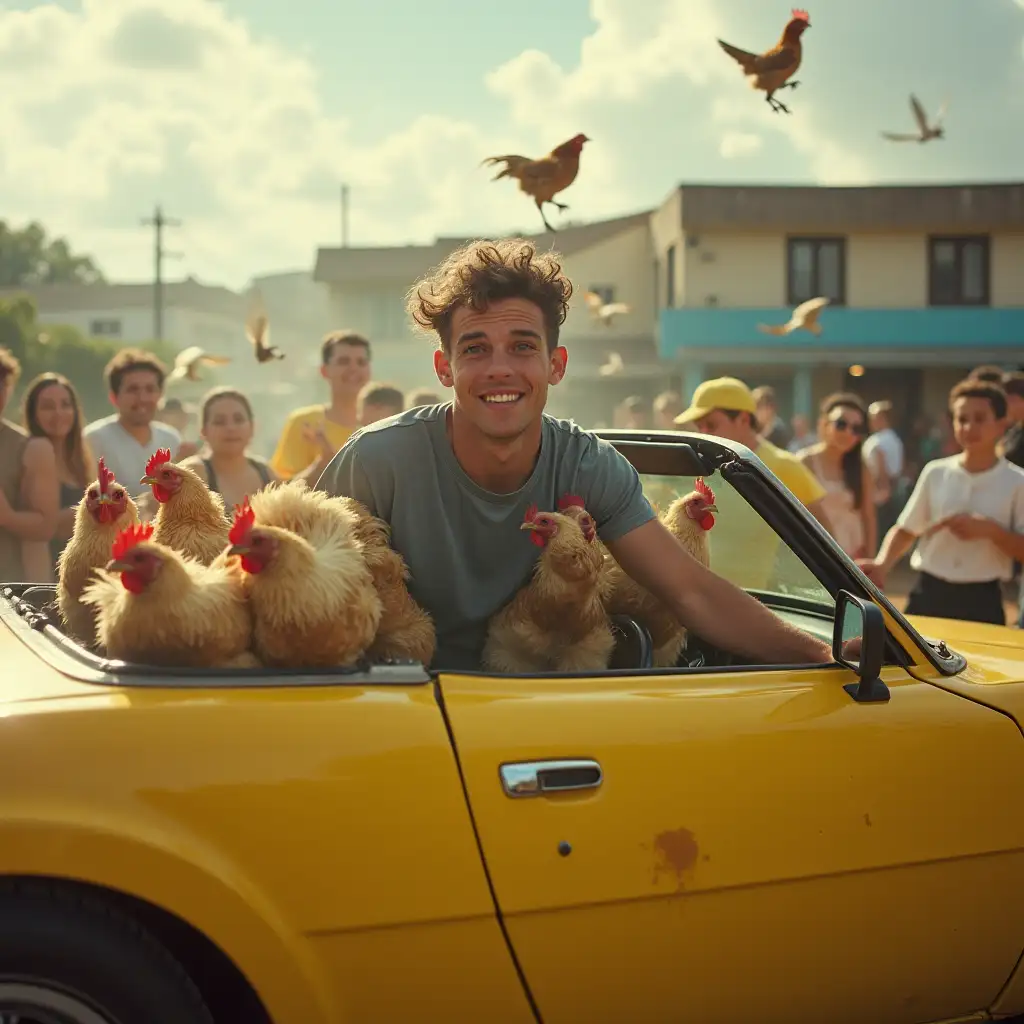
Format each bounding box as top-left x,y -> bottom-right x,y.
434,297 -> 567,442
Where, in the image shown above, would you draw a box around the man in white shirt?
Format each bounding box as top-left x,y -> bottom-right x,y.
859,379 -> 1024,625
83,348 -> 181,502
863,400 -> 904,537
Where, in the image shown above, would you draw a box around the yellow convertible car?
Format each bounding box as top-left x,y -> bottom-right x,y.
1,430 -> 1023,1024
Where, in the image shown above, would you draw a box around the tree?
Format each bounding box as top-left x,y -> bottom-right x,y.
0,296 -> 176,421
0,221 -> 105,287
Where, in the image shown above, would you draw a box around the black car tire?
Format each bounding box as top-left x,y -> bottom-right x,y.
0,881 -> 214,1024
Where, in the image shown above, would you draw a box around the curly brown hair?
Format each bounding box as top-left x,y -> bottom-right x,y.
406,238 -> 572,351
104,347 -> 167,395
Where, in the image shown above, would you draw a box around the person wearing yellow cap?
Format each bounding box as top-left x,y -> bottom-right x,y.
676,377 -> 833,591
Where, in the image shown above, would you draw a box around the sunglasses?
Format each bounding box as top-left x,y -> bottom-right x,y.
830,416 -> 866,435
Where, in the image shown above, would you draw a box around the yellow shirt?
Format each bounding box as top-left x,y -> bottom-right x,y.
702,439 -> 827,593
269,404 -> 356,479
754,439 -> 827,507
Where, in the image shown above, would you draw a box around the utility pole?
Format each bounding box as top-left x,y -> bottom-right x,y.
141,205 -> 182,342
340,184 -> 349,247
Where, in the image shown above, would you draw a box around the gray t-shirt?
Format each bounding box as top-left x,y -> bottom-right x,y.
83,415 -> 181,498
318,403 -> 655,670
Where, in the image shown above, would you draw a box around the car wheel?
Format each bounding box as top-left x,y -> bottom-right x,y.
0,881 -> 214,1024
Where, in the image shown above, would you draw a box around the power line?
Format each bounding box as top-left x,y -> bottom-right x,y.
140,205 -> 183,342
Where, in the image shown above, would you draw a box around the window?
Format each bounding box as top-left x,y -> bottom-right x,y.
786,238 -> 845,306
928,236 -> 989,306
589,285 -> 615,305
665,244 -> 676,308
89,318 -> 121,338
638,470 -> 833,610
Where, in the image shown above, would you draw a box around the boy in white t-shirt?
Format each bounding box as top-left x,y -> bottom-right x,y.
859,379 -> 1024,625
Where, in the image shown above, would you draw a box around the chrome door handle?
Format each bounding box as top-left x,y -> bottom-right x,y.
500,759 -> 603,798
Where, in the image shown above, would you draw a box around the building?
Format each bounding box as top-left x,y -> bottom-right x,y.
312,212 -> 659,419
0,278 -> 252,355
652,182 -> 1024,428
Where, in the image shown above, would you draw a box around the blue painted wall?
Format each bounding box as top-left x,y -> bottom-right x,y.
659,307 -> 1024,358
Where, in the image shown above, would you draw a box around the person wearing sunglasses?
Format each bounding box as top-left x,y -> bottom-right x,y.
797,393 -> 876,559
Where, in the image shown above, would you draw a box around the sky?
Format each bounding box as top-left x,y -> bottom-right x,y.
0,0 -> 1022,291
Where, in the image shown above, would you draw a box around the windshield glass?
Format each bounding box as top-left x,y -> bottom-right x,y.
639,471 -> 835,611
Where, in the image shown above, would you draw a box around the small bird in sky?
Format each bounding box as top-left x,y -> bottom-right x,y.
246,311 -> 285,364
717,9 -> 811,115
881,94 -> 947,143
584,291 -> 632,327
598,351 -> 626,377
166,345 -> 232,384
758,296 -> 829,336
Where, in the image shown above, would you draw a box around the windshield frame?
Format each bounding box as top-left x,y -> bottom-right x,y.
597,428 -> 966,678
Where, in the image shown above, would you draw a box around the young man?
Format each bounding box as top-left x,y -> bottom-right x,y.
862,400 -> 905,539
318,238 -> 832,670
677,378 -> 831,525
0,347 -> 58,583
83,348 -> 180,499
675,377 -> 832,592
270,330 -> 371,480
358,382 -> 405,426
859,380 -> 1024,625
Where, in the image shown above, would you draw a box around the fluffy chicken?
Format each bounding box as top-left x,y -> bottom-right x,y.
605,479 -> 718,668
227,498 -> 382,669
141,448 -> 229,565
248,480 -> 436,665
482,497 -> 614,674
482,133 -> 590,232
81,522 -> 252,667
57,458 -> 140,647
718,9 -> 810,114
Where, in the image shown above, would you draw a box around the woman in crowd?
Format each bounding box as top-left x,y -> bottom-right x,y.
798,392 -> 876,559
180,386 -> 277,511
22,373 -> 95,579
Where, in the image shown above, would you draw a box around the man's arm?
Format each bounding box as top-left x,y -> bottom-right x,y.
606,519 -> 832,665
0,438 -> 59,541
807,498 -> 834,535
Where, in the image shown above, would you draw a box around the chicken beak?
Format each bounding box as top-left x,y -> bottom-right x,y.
105,558 -> 131,572
97,494 -> 113,505
705,503 -> 718,513
227,544 -> 249,556
519,522 -> 538,532
140,475 -> 157,486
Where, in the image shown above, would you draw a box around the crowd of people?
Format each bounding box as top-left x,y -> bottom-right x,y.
0,331 -> 441,587
1,245 -> 1023,635
612,368 -> 1024,627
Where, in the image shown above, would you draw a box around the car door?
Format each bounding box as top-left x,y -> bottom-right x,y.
438,442 -> 1024,1024
440,662 -> 1024,1024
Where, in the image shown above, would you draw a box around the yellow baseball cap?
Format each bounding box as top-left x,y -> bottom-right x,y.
675,377 -> 757,425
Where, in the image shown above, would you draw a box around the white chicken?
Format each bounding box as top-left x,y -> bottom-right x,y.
758,296 -> 829,337
167,346 -> 232,384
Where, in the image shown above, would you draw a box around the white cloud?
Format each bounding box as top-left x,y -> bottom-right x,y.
719,131 -> 763,159
0,0 -> 881,289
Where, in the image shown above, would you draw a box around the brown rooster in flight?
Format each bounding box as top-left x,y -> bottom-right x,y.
718,9 -> 811,114
482,133 -> 590,232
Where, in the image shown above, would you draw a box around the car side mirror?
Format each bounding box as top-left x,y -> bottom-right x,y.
832,590 -> 890,704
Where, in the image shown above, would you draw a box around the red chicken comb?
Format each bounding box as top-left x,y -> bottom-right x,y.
557,493 -> 585,512
229,497 -> 256,545
523,503 -> 540,524
791,8 -> 809,20
97,457 -> 114,494
694,477 -> 716,503
111,522 -> 153,560
145,448 -> 172,476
